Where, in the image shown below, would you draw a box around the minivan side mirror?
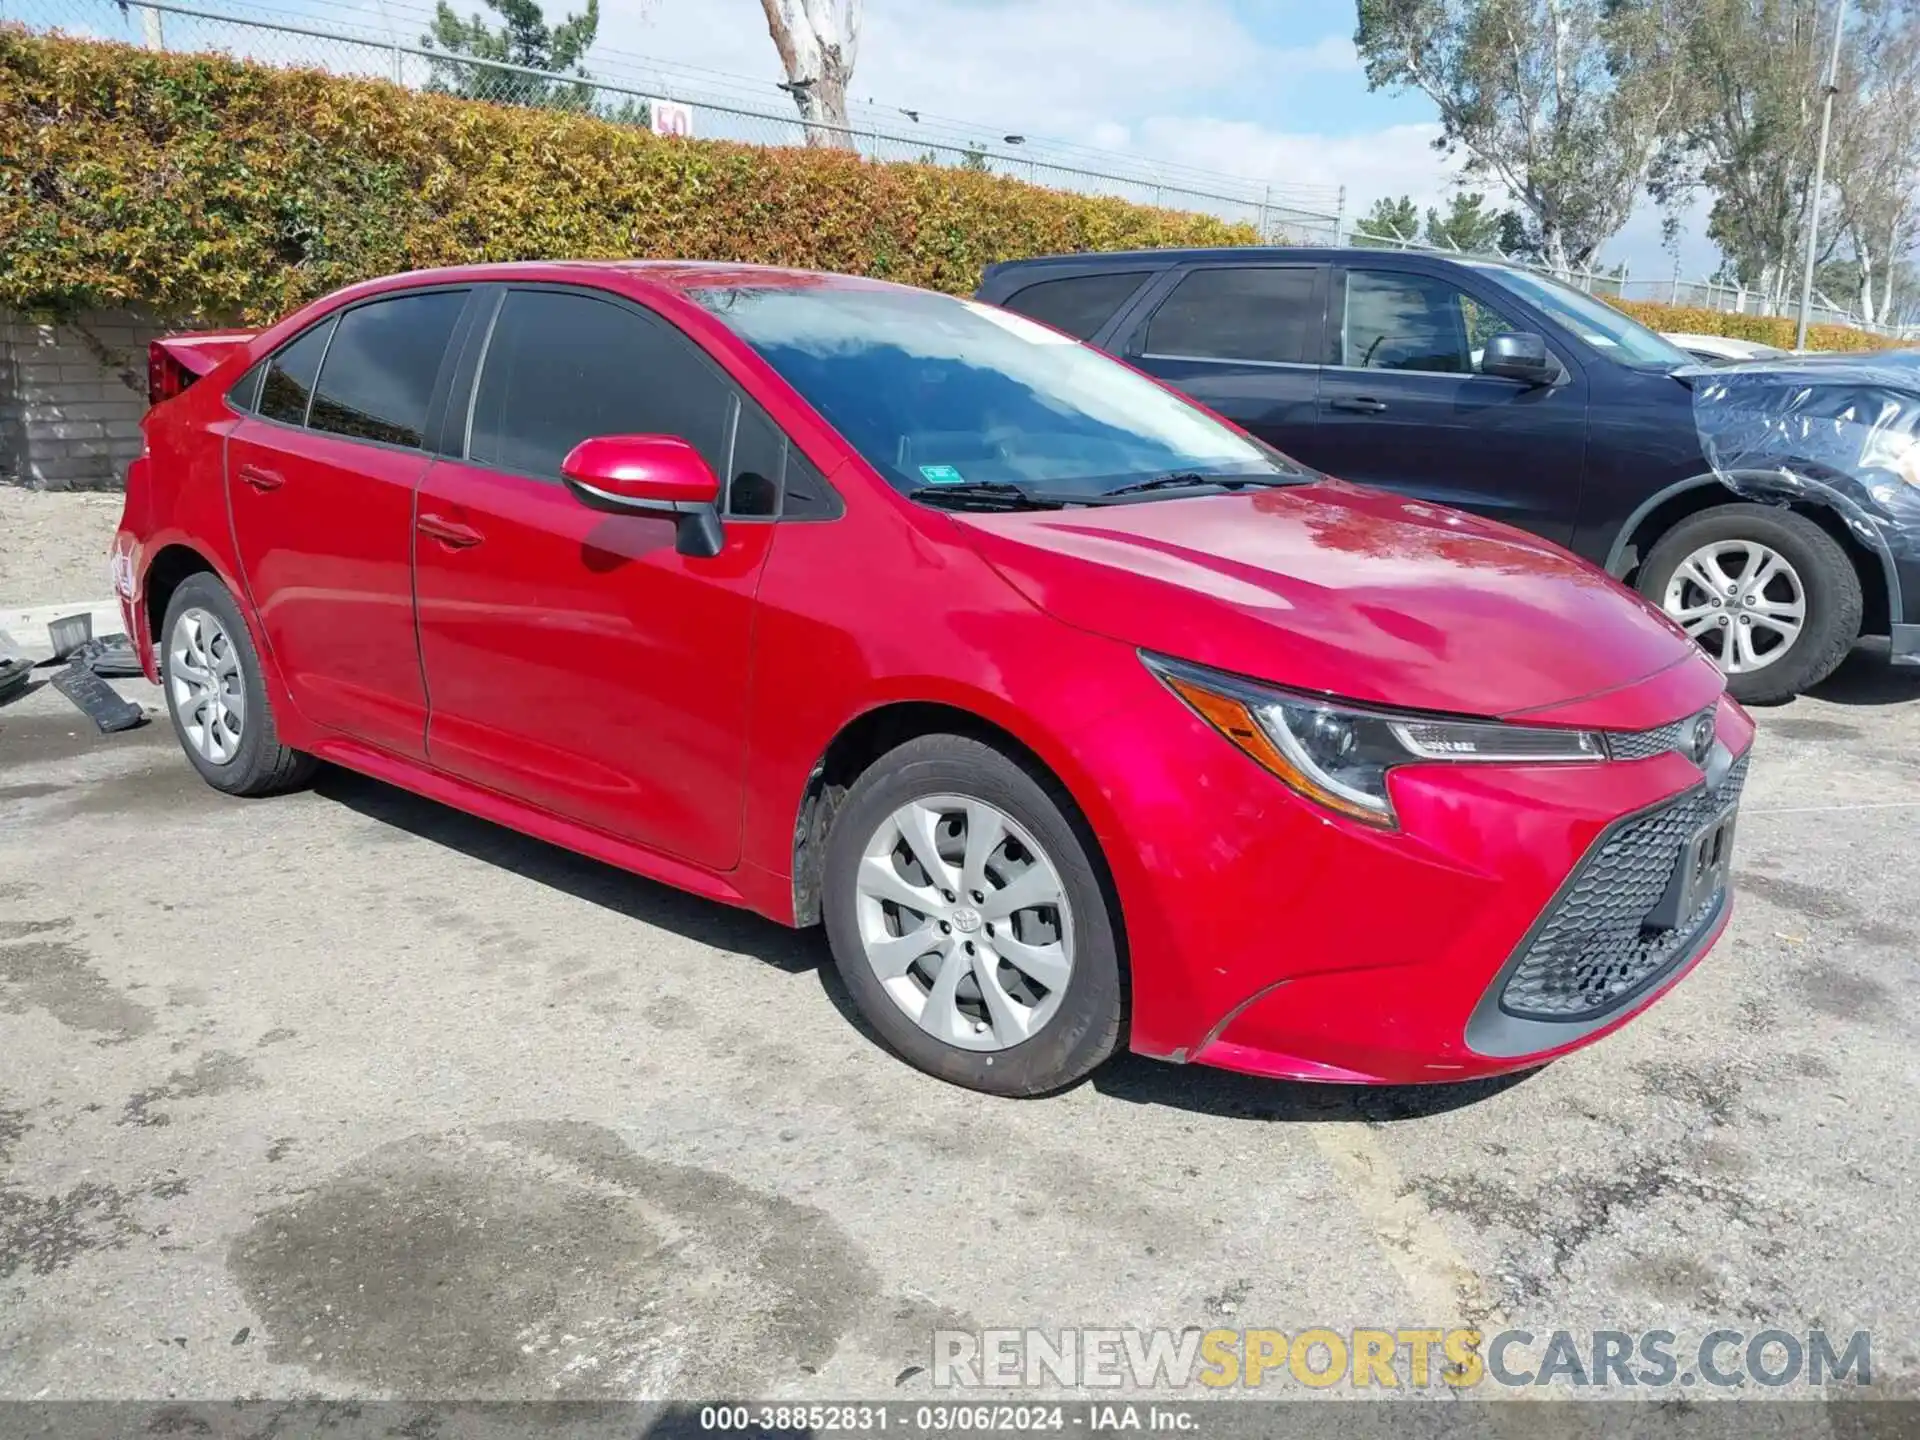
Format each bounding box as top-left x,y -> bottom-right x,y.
1481,332 -> 1559,387
561,434 -> 724,558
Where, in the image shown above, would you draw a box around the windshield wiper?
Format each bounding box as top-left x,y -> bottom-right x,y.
907,481 -> 1065,511
1096,471 -> 1301,500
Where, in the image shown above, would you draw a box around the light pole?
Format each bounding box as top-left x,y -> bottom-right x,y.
1795,0 -> 1847,349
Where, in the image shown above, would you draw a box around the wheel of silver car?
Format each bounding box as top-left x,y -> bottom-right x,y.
168,606 -> 248,764
1662,538 -> 1806,675
854,794 -> 1075,1052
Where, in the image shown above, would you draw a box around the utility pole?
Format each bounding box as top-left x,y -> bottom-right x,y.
1796,0 -> 1847,349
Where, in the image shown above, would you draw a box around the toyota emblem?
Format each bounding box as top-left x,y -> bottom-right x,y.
1688,712 -> 1717,765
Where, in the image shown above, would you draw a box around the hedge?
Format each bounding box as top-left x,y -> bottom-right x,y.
1602,297 -> 1891,354
0,31 -> 1256,324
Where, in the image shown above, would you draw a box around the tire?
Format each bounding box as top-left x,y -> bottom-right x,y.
822,734 -> 1124,1096
159,573 -> 317,796
1637,504 -> 1862,705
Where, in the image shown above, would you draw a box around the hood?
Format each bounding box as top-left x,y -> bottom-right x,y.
950,481 -> 1713,720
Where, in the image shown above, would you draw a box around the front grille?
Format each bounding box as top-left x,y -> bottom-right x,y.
1498,755 -> 1750,1021
1607,706 -> 1716,762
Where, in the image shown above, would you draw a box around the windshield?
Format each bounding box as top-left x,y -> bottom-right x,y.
690,283 -> 1306,500
1472,265 -> 1694,368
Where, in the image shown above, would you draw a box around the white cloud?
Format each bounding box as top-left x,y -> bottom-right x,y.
589,0 -> 1416,213
1273,33 -> 1360,73
1131,117 -> 1462,216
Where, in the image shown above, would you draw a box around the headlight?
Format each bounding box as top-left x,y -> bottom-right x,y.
1144,653 -> 1604,827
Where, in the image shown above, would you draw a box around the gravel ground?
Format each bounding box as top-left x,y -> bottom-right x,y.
1,490 -> 1917,1418
0,488 -> 124,608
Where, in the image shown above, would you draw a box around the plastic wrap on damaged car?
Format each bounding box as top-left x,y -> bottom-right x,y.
1689,351 -> 1920,559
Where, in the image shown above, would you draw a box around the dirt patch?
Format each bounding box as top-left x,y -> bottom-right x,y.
227,1121 -> 881,1397
0,489 -> 124,607
121,1050 -> 265,1127
0,930 -> 155,1040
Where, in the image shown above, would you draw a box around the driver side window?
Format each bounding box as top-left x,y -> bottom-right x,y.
1340,271 -> 1523,376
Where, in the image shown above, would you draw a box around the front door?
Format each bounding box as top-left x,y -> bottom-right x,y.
413,286 -> 773,869
225,289 -> 469,756
1314,265 -> 1589,546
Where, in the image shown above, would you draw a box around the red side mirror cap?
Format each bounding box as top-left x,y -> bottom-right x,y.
560,435 -> 721,511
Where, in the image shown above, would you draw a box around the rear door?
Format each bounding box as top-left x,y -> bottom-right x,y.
1117,263 -> 1327,462
225,288 -> 470,756
412,285 -> 781,868
1315,264 -> 1588,545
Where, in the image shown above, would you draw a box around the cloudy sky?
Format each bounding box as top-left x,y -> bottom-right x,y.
598,0 -> 1717,276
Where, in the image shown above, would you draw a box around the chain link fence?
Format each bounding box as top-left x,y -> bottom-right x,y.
7,0 -> 1348,243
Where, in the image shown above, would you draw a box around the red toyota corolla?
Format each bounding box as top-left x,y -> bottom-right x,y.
114,261 -> 1753,1096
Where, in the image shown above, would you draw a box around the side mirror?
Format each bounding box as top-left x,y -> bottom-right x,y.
1481,332 -> 1558,387
561,434 -> 724,558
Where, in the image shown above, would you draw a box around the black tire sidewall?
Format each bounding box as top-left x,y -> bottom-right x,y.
1638,505 -> 1862,703
159,575 -> 279,793
822,736 -> 1123,1097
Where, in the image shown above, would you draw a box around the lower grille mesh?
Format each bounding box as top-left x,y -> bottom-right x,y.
1498,756 -> 1750,1021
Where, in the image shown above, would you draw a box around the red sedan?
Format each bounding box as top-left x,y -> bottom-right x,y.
115,262 -> 1753,1096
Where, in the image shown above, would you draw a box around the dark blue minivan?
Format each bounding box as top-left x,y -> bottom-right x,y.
977,248 -> 1920,702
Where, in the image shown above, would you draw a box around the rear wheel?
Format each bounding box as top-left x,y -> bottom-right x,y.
1637,504 -> 1861,704
160,574 -> 316,796
822,734 -> 1123,1096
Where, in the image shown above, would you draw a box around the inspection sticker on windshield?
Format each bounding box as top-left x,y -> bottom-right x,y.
919,464 -> 967,485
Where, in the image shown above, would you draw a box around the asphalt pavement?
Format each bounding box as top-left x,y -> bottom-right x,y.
0,632 -> 1916,1408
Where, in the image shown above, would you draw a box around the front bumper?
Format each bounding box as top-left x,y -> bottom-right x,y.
1085,670 -> 1754,1086
1890,551 -> 1920,666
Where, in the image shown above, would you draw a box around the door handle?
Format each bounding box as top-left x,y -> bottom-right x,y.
1329,397 -> 1389,414
237,464 -> 285,491
417,513 -> 485,548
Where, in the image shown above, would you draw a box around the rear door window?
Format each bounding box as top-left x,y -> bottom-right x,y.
307,291 -> 467,448
257,320 -> 335,427
1000,271 -> 1150,340
1140,267 -> 1322,364
469,289 -> 731,480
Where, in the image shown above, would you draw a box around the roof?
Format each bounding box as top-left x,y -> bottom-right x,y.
982,246 -> 1520,273
550,259 -> 912,295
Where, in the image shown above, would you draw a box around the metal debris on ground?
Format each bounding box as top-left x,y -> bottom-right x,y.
48,660 -> 146,733
47,610 -> 94,660
64,633 -> 143,678
0,629 -> 30,704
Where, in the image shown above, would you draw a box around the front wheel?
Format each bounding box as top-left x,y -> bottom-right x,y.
822,734 -> 1124,1096
1637,504 -> 1862,704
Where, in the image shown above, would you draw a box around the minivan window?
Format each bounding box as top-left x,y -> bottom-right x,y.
691,284 -> 1305,500
1470,263 -> 1692,367
308,291 -> 466,448
469,290 -> 731,479
1144,267 -> 1321,364
1001,271 -> 1149,340
257,320 -> 335,427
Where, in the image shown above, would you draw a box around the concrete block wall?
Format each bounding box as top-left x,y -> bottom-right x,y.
1,308 -> 163,491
